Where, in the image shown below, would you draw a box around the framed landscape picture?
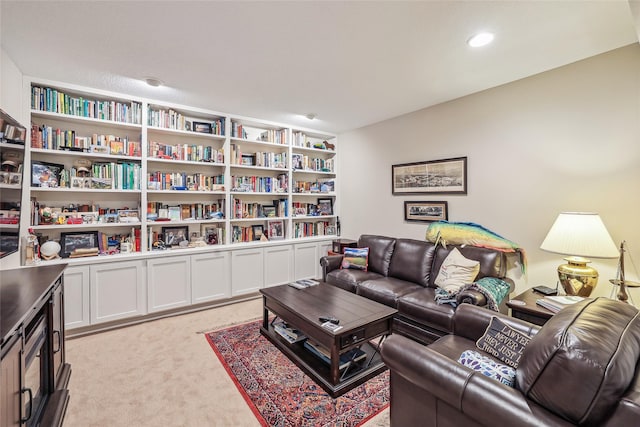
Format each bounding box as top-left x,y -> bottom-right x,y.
392,157 -> 467,195
404,201 -> 448,222
59,231 -> 99,258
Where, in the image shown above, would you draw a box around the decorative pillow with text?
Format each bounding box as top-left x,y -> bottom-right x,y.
476,316 -> 532,368
340,247 -> 369,271
434,247 -> 480,294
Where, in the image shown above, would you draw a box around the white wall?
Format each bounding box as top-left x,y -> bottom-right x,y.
338,43 -> 640,300
1,47 -> 25,122
0,47 -> 24,269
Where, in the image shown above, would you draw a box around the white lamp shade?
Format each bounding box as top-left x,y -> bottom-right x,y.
540,212 -> 619,259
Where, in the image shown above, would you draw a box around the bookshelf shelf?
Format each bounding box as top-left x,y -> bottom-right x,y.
31,110 -> 143,130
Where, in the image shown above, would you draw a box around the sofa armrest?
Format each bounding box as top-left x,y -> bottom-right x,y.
452,303 -> 541,342
456,289 -> 487,307
381,334 -> 573,427
319,255 -> 343,281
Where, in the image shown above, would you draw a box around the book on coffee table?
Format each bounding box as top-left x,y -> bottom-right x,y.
288,279 -> 320,290
536,295 -> 584,313
304,340 -> 366,370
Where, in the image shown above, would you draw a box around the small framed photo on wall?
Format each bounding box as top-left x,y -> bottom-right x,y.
404,201 -> 448,222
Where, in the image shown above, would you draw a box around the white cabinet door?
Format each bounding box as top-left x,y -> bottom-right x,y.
191,251 -> 230,303
264,245 -> 293,288
147,256 -> 191,313
231,248 -> 264,296
63,265 -> 90,329
294,242 -> 319,280
90,260 -> 146,324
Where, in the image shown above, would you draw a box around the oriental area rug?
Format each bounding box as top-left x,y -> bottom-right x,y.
205,320 -> 389,427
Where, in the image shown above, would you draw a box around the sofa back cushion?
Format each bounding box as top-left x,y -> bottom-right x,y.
358,235 -> 396,276
388,239 -> 435,287
516,298 -> 640,425
428,245 -> 506,288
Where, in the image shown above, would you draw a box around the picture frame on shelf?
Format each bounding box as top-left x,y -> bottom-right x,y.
404,201 -> 448,222
317,198 -> 333,216
267,219 -> 284,240
326,225 -> 337,235
192,121 -> 212,134
71,177 -> 86,189
161,225 -> 189,247
0,232 -> 19,256
392,157 -> 467,195
59,231 -> 99,258
31,161 -> 64,188
251,224 -> 264,241
262,205 -> 276,218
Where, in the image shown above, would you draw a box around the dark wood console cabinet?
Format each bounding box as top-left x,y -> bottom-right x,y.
1,264 -> 71,427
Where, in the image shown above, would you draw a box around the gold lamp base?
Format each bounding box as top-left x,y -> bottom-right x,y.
557,256 -> 599,297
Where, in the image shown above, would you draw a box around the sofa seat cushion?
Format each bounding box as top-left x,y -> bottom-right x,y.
356,277 -> 423,307
325,269 -> 384,293
397,287 -> 456,334
517,298 -> 640,426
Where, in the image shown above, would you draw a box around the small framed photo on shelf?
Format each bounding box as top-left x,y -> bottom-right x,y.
326,225 -> 337,235
404,201 -> 448,222
161,226 -> 189,247
71,177 -> 86,189
267,219 -> 285,240
262,205 -> 276,218
31,161 -> 64,188
59,231 -> 100,258
251,224 -> 264,241
192,121 -> 212,134
317,198 -> 333,216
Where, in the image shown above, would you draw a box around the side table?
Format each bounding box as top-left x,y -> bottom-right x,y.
507,288 -> 555,326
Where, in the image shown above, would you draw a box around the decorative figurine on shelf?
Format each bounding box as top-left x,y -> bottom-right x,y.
40,240 -> 61,260
22,228 -> 40,265
323,141 -> 335,150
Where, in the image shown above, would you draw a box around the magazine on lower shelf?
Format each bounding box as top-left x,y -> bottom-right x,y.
288,279 -> 320,290
536,295 -> 585,313
273,320 -> 307,344
303,340 -> 367,370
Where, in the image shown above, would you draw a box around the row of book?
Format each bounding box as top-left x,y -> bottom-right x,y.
230,174 -> 288,193
231,224 -> 266,243
232,199 -> 279,219
90,162 -> 140,190
147,107 -> 224,135
293,221 -> 333,238
146,172 -> 224,191
1,120 -> 25,144
292,154 -> 334,173
230,144 -> 288,168
31,86 -> 142,124
536,295 -> 585,313
31,124 -> 142,156
146,201 -> 225,221
148,141 -> 224,163
293,179 -> 335,194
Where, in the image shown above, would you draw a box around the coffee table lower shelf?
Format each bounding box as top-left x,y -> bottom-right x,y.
260,325 -> 387,398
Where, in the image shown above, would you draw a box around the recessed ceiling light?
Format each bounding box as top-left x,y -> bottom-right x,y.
143,77 -> 163,87
467,32 -> 494,47
305,113 -> 317,120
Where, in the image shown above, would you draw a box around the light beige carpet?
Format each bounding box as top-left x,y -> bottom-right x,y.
64,298 -> 390,426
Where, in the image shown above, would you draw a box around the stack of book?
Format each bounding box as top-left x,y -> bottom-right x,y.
304,340 -> 367,370
273,320 -> 306,344
536,295 -> 585,313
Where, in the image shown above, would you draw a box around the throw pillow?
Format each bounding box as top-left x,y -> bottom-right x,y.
458,350 -> 516,387
340,247 -> 369,271
476,316 -> 531,368
434,247 -> 480,294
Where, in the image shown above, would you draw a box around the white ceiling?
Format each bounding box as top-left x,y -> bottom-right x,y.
1,1 -> 638,134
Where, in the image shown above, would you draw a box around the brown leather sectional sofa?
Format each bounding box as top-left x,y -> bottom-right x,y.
380,298 -> 640,426
320,234 -> 517,344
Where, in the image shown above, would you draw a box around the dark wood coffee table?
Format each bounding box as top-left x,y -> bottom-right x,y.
260,282 -> 397,397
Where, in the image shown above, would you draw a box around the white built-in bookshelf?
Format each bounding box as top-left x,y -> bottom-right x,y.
26,79 -> 338,260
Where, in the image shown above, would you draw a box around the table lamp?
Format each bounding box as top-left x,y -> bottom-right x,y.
540,212 -> 619,297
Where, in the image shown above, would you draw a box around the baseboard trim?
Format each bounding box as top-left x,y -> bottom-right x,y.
66,293 -> 261,339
